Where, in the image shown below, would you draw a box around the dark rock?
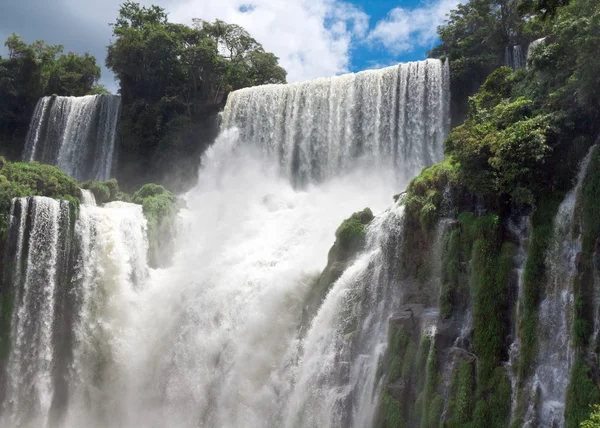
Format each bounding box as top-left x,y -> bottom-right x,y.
435,318 -> 461,351
388,378 -> 410,402
389,304 -> 425,336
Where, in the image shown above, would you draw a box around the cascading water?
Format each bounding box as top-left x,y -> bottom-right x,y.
0,59 -> 450,428
505,45 -> 525,70
1,197 -> 71,428
523,148 -> 594,428
222,60 -> 450,186
0,193 -> 148,428
506,214 -> 531,424
23,95 -> 121,182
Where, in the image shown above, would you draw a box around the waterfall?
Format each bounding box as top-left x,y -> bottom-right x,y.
0,195 -> 147,428
23,95 -> 121,182
222,59 -> 450,187
505,45 -> 526,71
0,59 -> 449,428
1,197 -> 71,428
506,214 -> 531,424
523,148 -> 594,428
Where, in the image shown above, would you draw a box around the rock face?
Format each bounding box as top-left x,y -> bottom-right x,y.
389,304 -> 424,335
301,208 -> 374,329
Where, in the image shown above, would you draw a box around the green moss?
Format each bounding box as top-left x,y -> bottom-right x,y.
378,390 -> 404,428
581,404 -> 600,428
518,195 -> 563,379
576,146 -> 600,348
0,161 -> 80,244
404,159 -> 459,231
487,367 -> 512,427
447,360 -> 475,427
335,208 -> 374,251
472,238 -> 513,385
0,291 -> 13,361
565,357 -> 600,428
440,227 -> 461,318
81,180 -> 111,204
132,183 -> 171,202
420,337 -> 438,428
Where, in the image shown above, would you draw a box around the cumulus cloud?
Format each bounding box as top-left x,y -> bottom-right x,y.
1,0 -> 459,90
368,0 -> 462,54
168,0 -> 369,82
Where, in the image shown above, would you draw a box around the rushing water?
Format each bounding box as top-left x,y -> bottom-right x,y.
1,197 -> 71,428
505,45 -> 526,71
1,59 -> 450,427
523,148 -> 594,428
23,95 -> 121,182
222,59 -> 450,186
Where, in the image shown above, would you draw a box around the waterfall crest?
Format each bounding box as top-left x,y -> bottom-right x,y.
222,59 -> 450,186
23,95 -> 121,182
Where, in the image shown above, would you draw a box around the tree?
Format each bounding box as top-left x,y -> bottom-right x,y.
106,2 -> 287,190
0,34 -> 102,159
582,405 -> 600,428
429,0 -> 532,124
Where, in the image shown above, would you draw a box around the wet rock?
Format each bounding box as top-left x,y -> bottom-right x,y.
389,304 -> 424,335
435,318 -> 461,351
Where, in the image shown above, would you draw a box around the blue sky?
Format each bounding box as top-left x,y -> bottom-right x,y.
0,0 -> 461,93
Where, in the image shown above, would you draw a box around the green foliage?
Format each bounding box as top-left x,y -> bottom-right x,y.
81,178 -> 120,205
132,183 -> 179,268
581,404 -> 600,428
0,291 -> 13,361
378,390 -> 404,428
447,360 -> 475,427
404,159 -> 460,230
518,195 -> 562,378
87,84 -> 111,95
0,34 -> 101,159
106,2 -> 286,188
446,69 -> 555,204
472,239 -> 513,385
0,161 -> 80,240
420,338 -> 438,428
429,0 -> 532,123
334,208 -> 374,252
440,227 -> 462,318
565,357 -> 600,428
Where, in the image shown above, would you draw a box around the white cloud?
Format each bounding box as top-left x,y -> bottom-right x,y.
368,0 -> 462,54
168,0 -> 369,83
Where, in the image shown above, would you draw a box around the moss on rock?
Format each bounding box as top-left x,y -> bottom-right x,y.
302,208 -> 374,327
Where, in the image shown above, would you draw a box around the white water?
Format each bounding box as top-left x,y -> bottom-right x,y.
505,45 -> 526,70
2,59 -> 449,428
1,197 -> 70,428
223,59 -> 450,186
524,148 -> 594,428
23,95 -> 121,182
62,198 -> 148,427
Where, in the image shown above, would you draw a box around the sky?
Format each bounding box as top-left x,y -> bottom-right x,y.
0,0 -> 462,93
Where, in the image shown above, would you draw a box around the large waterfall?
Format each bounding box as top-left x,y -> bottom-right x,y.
23,95 -> 121,182
222,60 -> 450,186
0,59 -> 450,428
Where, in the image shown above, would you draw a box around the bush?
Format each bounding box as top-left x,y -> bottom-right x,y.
132,183 -> 178,268
334,208 -> 374,252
